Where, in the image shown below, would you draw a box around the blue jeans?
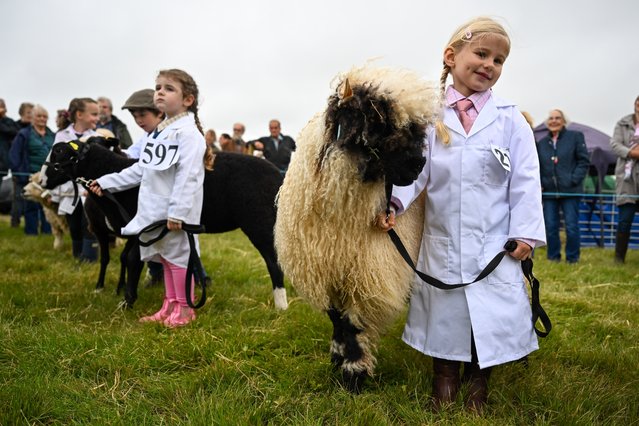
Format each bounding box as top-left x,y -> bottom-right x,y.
617,202 -> 638,234
24,200 -> 51,235
543,197 -> 581,262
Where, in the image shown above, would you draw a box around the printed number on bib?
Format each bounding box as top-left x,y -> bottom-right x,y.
140,141 -> 180,170
490,145 -> 511,172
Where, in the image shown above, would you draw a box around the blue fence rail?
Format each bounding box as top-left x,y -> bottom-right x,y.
578,194 -> 639,249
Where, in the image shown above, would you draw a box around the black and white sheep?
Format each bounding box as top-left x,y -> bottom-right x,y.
41,138 -> 288,309
274,65 -> 439,392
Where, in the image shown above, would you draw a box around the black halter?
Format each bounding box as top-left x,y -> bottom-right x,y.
44,141 -> 92,207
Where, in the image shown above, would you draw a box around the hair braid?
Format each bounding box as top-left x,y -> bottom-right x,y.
158,68 -> 214,170
435,66 -> 451,145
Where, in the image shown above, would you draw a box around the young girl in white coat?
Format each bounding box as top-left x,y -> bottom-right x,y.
90,69 -> 213,328
377,17 -> 546,412
48,98 -> 99,261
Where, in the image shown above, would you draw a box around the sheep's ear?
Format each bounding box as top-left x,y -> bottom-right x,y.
338,78 -> 353,103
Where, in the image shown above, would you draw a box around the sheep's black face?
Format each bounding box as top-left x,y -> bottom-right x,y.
42,141 -> 86,189
323,83 -> 426,186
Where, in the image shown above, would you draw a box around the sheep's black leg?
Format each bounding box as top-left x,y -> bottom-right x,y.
327,307 -> 345,369
340,314 -> 369,394
116,238 -> 133,296
95,233 -> 111,291
123,242 -> 143,308
243,229 -> 287,309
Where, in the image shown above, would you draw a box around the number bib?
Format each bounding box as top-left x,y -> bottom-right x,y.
139,138 -> 180,170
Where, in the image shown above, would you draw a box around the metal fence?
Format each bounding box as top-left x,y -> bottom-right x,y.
579,194 -> 639,249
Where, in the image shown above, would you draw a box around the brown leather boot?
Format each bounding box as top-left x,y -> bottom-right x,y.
463,362 -> 492,414
431,358 -> 461,410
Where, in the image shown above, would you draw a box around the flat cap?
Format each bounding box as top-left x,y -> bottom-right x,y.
121,89 -> 156,110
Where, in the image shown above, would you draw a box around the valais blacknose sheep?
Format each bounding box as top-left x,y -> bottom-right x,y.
274,65 -> 439,392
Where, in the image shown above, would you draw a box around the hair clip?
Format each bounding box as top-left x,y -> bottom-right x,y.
463,28 -> 472,41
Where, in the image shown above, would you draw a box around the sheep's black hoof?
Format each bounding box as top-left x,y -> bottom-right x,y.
342,369 -> 368,394
330,353 -> 344,370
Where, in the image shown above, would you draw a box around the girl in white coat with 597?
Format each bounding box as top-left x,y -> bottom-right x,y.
90,69 -> 213,328
377,17 -> 545,413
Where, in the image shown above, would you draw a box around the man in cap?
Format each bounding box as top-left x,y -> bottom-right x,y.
97,96 -> 133,148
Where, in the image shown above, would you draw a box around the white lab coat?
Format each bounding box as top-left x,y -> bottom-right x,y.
394,94 -> 546,368
96,113 -> 205,268
50,125 -> 97,215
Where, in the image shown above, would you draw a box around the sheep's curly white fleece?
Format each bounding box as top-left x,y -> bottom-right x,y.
275,64 -> 440,340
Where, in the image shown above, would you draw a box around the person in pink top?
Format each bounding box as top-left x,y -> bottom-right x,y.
376,16 -> 545,413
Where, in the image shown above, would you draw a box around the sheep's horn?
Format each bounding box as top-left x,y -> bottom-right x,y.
339,78 -> 353,101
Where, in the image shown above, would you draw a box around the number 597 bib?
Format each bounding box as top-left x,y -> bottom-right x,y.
139,140 -> 180,170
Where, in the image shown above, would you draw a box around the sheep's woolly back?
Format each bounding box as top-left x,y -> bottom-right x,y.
275,65 -> 436,339
333,64 -> 441,130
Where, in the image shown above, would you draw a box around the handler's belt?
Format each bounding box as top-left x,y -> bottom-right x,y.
388,229 -> 551,337
138,220 -> 208,309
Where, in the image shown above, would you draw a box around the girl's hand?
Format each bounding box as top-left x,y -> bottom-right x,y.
508,240 -> 532,261
88,181 -> 103,197
167,218 -> 182,231
374,211 -> 396,231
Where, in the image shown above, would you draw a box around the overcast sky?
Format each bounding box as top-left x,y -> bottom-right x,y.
1,0 -> 637,142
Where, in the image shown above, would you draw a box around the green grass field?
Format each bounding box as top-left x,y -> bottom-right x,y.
1,215 -> 638,425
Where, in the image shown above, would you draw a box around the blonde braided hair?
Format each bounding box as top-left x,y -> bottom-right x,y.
435,16 -> 511,145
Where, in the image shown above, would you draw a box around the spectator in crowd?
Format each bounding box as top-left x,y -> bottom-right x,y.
536,109 -> 590,263
250,119 -> 296,173
9,104 -> 54,235
55,109 -> 68,132
220,132 -> 243,153
521,111 -> 535,131
10,102 -> 35,226
610,95 -> 639,263
15,102 -> 34,129
0,99 -> 19,192
219,133 -> 233,152
232,122 -> 247,153
96,96 -> 133,148
205,129 -> 219,152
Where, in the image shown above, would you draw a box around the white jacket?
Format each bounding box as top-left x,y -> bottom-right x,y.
51,125 -> 97,215
97,113 -> 205,268
394,94 -> 546,368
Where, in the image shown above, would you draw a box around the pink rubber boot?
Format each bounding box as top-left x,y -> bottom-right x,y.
162,259 -> 197,328
139,298 -> 176,323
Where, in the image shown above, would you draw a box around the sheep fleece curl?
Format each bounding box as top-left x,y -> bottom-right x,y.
275,66 -> 438,338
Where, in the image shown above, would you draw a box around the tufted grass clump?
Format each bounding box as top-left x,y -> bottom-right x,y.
1,215 -> 638,425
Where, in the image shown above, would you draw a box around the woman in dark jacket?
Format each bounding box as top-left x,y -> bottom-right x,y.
609,95 -> 639,263
537,109 -> 590,263
9,104 -> 54,235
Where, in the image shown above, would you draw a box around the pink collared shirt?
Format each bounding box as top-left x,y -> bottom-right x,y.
445,86 -> 492,127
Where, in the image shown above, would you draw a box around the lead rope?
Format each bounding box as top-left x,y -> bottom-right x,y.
384,180 -> 551,337
137,221 -> 207,309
